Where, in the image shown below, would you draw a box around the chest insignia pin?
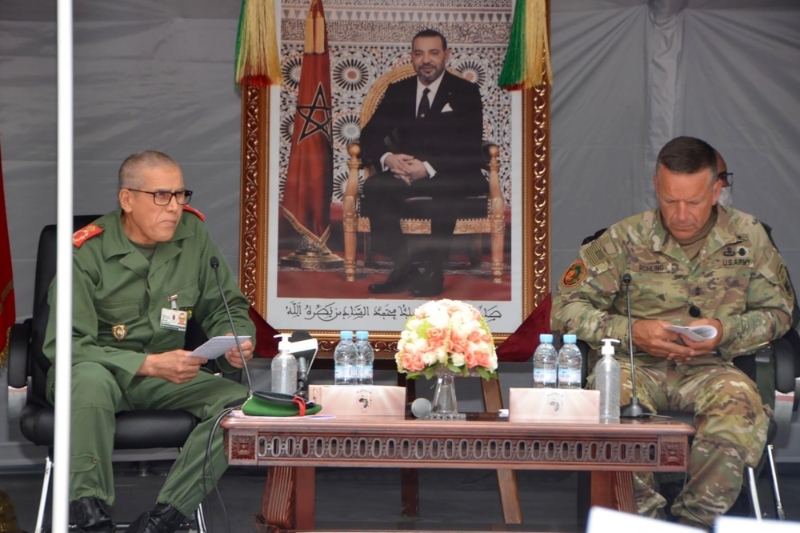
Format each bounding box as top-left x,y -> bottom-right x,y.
112,324 -> 127,341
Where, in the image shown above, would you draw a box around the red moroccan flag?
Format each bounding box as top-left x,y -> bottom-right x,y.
280,0 -> 333,243
0,143 -> 15,363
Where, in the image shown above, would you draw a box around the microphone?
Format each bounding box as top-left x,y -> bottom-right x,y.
620,273 -> 651,418
289,330 -> 318,398
689,305 -> 701,318
410,398 -> 432,419
210,256 -> 253,398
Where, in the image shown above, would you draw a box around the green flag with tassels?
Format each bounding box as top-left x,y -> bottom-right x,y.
498,0 -> 552,90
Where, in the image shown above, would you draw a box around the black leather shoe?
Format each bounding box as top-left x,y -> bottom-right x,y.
70,497 -> 115,533
409,269 -> 444,297
127,503 -> 186,533
368,265 -> 419,294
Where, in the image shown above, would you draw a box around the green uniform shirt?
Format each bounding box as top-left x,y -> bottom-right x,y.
43,207 -> 255,389
552,206 -> 794,363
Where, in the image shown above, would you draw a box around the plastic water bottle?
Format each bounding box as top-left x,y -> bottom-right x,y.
334,331 -> 357,385
557,334 -> 583,389
532,333 -> 557,388
271,333 -> 298,395
354,331 -> 374,385
595,338 -> 621,421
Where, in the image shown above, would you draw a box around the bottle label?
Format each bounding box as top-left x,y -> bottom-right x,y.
359,366 -> 373,380
558,367 -> 582,386
533,369 -> 556,385
335,364 -> 350,381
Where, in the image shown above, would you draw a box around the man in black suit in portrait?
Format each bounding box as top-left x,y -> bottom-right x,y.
360,29 -> 486,297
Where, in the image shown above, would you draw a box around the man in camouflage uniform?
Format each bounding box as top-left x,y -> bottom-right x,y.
551,136 -> 794,529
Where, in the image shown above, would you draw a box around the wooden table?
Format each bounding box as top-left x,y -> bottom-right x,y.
222,413 -> 694,531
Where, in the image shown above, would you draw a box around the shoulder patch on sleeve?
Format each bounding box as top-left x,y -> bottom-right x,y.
778,262 -> 795,303
72,224 -> 103,248
182,205 -> 205,221
583,234 -> 617,268
561,260 -> 587,287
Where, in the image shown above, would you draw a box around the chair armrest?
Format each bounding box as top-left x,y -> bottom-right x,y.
8,320 -> 32,388
481,141 -> 498,162
771,337 -> 796,394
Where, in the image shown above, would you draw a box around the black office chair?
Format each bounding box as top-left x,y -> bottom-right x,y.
7,215 -> 212,533
574,228 -> 798,520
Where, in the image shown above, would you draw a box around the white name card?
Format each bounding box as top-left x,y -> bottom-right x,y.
508,387 -> 600,422
309,385 -> 406,416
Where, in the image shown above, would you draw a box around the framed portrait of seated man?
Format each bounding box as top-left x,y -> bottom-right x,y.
238,0 -> 550,347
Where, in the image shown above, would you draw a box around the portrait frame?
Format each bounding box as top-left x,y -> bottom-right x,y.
239,0 -> 550,353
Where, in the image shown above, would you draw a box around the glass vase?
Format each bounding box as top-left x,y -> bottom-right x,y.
431,368 -> 459,417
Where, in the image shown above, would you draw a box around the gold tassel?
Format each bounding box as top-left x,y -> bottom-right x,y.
526,0 -> 552,87
314,11 -> 325,54
235,0 -> 283,87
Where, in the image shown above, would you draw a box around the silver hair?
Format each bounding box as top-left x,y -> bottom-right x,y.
118,151 -> 179,190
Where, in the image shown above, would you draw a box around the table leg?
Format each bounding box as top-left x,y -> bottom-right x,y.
480,377 -> 522,524
400,468 -> 419,518
260,466 -> 296,530
590,471 -> 637,514
399,374 -> 420,518
294,467 -> 316,530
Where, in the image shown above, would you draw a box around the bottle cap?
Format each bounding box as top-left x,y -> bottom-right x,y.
273,333 -> 291,353
340,330 -> 353,340
356,330 -> 369,340
539,333 -> 553,343
563,334 -> 577,344
601,338 -> 620,356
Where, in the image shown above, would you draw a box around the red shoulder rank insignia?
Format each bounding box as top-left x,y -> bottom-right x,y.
182,205 -> 205,221
72,224 -> 103,248
561,260 -> 587,287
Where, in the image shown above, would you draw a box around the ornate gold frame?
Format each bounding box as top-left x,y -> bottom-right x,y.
239,86 -> 549,352
238,9 -> 550,352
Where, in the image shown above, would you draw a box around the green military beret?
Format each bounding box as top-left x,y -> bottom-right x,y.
241,393 -> 323,417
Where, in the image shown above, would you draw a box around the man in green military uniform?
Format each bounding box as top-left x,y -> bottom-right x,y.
43,151 -> 256,533
552,137 -> 794,529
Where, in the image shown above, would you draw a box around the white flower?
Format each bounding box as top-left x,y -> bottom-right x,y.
421,350 -> 438,365
450,351 -> 465,367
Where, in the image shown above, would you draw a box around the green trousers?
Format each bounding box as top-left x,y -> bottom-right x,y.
48,361 -> 248,517
589,360 -> 769,530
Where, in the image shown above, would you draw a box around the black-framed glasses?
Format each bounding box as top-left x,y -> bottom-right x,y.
128,189 -> 193,206
717,172 -> 733,185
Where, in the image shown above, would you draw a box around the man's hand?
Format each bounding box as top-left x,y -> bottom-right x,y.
678,318 -> 723,359
224,335 -> 254,369
137,350 -> 205,384
632,319 -> 696,360
385,153 -> 413,178
403,159 -> 430,181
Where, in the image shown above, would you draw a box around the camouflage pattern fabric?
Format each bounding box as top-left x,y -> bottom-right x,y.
553,206 -> 793,528
552,206 -> 793,362
587,360 -> 769,529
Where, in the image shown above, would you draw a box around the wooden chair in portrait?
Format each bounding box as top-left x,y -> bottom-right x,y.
342,63 -> 505,283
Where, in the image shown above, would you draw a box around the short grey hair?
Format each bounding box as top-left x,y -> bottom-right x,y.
118,151 -> 179,190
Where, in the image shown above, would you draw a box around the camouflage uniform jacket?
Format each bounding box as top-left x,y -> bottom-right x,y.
551,206 -> 794,364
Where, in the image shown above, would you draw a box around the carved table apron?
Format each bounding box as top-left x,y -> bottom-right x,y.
222,413 -> 694,531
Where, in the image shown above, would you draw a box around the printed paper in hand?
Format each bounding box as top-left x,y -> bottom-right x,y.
188,336 -> 251,359
664,325 -> 718,342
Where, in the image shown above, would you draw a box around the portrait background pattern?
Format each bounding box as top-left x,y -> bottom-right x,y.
278,0 -> 513,209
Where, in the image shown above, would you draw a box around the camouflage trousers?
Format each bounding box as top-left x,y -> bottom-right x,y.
591,359 -> 769,530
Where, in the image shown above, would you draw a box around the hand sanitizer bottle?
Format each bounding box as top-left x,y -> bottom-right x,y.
271,333 -> 298,395
595,338 -> 621,421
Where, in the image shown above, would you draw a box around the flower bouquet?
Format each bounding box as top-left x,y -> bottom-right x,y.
396,299 -> 498,381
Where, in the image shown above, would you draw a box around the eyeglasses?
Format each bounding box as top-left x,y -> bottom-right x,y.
717,172 -> 733,185
128,189 -> 193,206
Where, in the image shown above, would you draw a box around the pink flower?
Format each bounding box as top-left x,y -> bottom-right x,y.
403,352 -> 426,372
